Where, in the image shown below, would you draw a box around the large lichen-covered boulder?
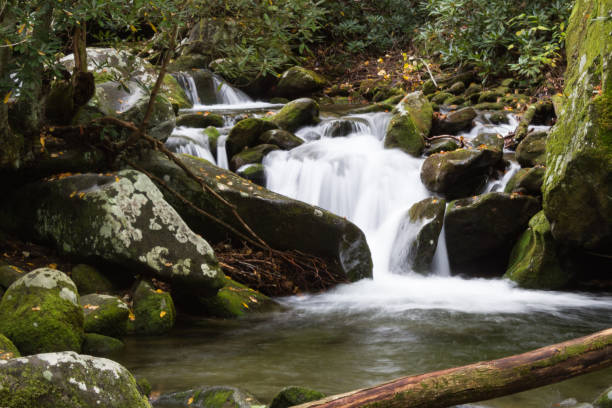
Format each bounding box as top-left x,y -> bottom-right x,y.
431,107 -> 477,135
259,129 -> 304,150
153,385 -> 262,408
130,280 -> 176,336
504,211 -> 569,289
226,118 -> 278,159
272,98 -> 320,132
81,333 -> 124,356
230,144 -> 279,171
389,197 -> 446,273
516,131 -> 547,167
445,192 -> 541,266
0,268 -> 83,355
542,0 -> 612,253
0,170 -> 225,297
269,386 -> 326,408
197,278 -> 275,318
80,294 -> 130,338
420,148 -> 503,199
0,334 -> 20,360
134,151 -> 373,283
276,66 -> 328,99
384,91 -> 433,157
71,264 -> 114,295
505,166 -> 546,196
0,351 -> 150,407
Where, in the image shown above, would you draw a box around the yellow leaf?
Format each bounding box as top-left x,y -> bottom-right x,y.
160,311 -> 167,318
18,24 -> 25,34
242,302 -> 249,309
129,312 -> 136,321
70,191 -> 77,198
148,21 -> 158,33
155,289 -> 164,294
377,58 -> 383,63
3,90 -> 12,104
37,50 -> 45,56
31,306 -> 41,311
78,192 -> 85,199
47,263 -> 57,269
130,25 -> 137,33
115,176 -> 120,183
83,304 -> 100,310
188,396 -> 194,405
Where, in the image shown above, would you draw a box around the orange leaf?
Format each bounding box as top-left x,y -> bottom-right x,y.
160,311 -> 167,318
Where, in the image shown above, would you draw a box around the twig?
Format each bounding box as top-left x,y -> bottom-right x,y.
418,57 -> 437,88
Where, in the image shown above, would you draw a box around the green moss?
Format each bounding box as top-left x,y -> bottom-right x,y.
276,66 -> 327,98
472,102 -> 504,110
130,280 -> 176,335
594,385 -> 612,408
162,74 -> 192,109
272,98 -> 320,132
71,264 -> 114,295
384,114 -> 425,157
0,333 -> 20,360
176,113 -> 224,128
230,144 -> 279,171
431,92 -> 453,105
82,332 -> 124,356
198,278 -> 274,318
227,118 -> 277,158
269,386 -> 325,408
81,294 -> 129,338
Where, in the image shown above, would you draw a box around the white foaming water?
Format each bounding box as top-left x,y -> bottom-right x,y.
173,72 -> 200,105
165,127 -> 216,164
216,135 -> 229,170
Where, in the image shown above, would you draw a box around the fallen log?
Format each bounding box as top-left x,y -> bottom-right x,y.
295,328 -> 612,408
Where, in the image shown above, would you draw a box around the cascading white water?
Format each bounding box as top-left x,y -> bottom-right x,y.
165,127 -> 216,164
172,72 -> 201,105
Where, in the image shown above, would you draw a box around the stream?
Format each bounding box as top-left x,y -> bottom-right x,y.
118,71 -> 612,407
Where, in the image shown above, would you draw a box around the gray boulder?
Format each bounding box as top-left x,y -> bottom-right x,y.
516,131 -> 547,167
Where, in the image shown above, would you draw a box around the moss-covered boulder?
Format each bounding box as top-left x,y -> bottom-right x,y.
130,280 -> 176,335
445,192 -> 541,266
0,351 -> 150,407
432,107 -> 477,135
424,139 -> 461,156
80,294 -> 129,338
0,264 -> 25,289
236,164 -> 266,187
478,90 -> 503,104
197,278 -> 275,318
81,333 -> 124,356
472,132 -> 504,152
504,166 -> 546,196
420,148 -> 503,199
226,118 -> 278,159
542,0 -> 612,253
272,98 -> 320,132
0,170 -> 225,298
431,92 -> 454,105
71,264 -> 114,295
504,211 -> 568,289
153,385 -> 262,408
0,268 -> 83,355
230,144 -> 279,172
516,131 -> 547,167
269,386 -> 326,408
276,66 -> 328,99
0,334 -> 20,360
472,102 -> 504,111
390,197 -> 446,273
176,113 -> 224,128
259,129 -> 304,150
594,385 -> 612,408
133,151 -> 373,283
384,91 -> 433,157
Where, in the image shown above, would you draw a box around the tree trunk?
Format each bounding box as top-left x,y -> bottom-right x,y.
295,328 -> 612,408
71,21 -> 94,108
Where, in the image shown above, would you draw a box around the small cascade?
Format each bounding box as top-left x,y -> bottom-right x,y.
216,135 -> 229,170
485,160 -> 521,193
172,72 -> 200,105
431,224 -> 451,276
165,127 -> 216,164
211,74 -> 252,105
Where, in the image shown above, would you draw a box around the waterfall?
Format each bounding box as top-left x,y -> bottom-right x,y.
172,72 -> 200,105
216,135 -> 229,170
211,75 -> 252,105
165,127 -> 216,164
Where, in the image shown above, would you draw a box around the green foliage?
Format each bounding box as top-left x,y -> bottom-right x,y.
416,0 -> 572,81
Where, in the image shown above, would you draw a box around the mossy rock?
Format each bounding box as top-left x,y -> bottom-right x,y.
432,107 -> 476,135
130,280 -> 176,336
472,102 -> 504,110
385,91 -> 432,157
443,95 -> 466,106
162,74 -> 192,110
478,90 -> 502,104
71,264 -> 114,295
0,268 -> 83,355
259,129 -> 304,150
197,278 -> 275,318
167,54 -> 210,72
0,351 -> 151,407
424,139 -> 460,156
504,211 -> 568,289
390,197 -> 446,273
82,333 -> 124,356
176,113 -> 224,128
236,164 -> 266,187
269,386 -> 325,408
80,294 -> 129,338
0,264 -> 25,289
446,81 -> 465,95
516,131 -> 547,167
472,132 -> 504,152
420,148 -> 502,199
422,80 -> 437,95
46,80 -> 75,125
276,66 -> 328,99
505,166 -> 546,196
154,385 -> 262,408
488,111 -> 509,125
445,192 -> 541,266
0,333 -> 20,360
465,83 -> 483,97
594,385 -> 612,408
431,92 -> 454,105
226,118 -> 278,159
272,98 -> 320,132
230,144 -> 279,172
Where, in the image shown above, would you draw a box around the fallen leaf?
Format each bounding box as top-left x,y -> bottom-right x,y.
31,306 -> 41,311
160,311 -> 167,318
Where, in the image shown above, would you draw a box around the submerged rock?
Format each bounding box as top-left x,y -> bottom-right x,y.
276,66 -> 328,99
153,385 -> 262,408
504,211 -> 568,289
272,98 -> 320,132
270,386 -> 326,408
445,192 -> 541,266
542,0 -> 612,252
0,351 -> 150,407
0,334 -> 20,360
0,170 -> 225,297
516,131 -> 547,167
0,268 -> 83,355
134,151 -> 373,283
197,278 -> 275,318
130,280 -> 176,335
384,91 -> 433,157
80,294 -> 129,339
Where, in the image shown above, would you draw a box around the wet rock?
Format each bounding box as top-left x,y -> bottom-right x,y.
259,129 -> 304,150
0,170 -> 225,297
153,385 -> 262,408
0,351 -> 150,407
445,192 -> 541,266
230,144 -> 279,172
420,148 -> 503,199
326,119 -> 362,138
516,131 -> 547,167
227,118 -> 278,159
447,81 -> 465,95
422,80 -> 437,95
176,113 -> 224,128
505,167 -> 545,196
134,151 -> 373,283
424,139 -> 460,156
431,92 -> 454,105
504,211 -> 568,289
0,334 -> 20,360
81,333 -> 124,356
478,90 -> 502,104
71,264 -> 114,295
432,107 -> 477,135
130,280 -> 176,335
276,66 -> 328,99
465,83 -> 483,97
390,197 -> 446,273
471,132 -> 504,152
0,264 -> 24,289
80,294 -> 129,338
488,111 -> 509,125
167,54 -> 210,72
594,385 -> 612,408
270,386 -> 326,408
236,164 -> 266,187
472,102 -> 504,110
272,98 -> 320,132
197,278 -> 275,318
0,268 -> 83,355
444,95 -> 466,106
385,91 -> 433,157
